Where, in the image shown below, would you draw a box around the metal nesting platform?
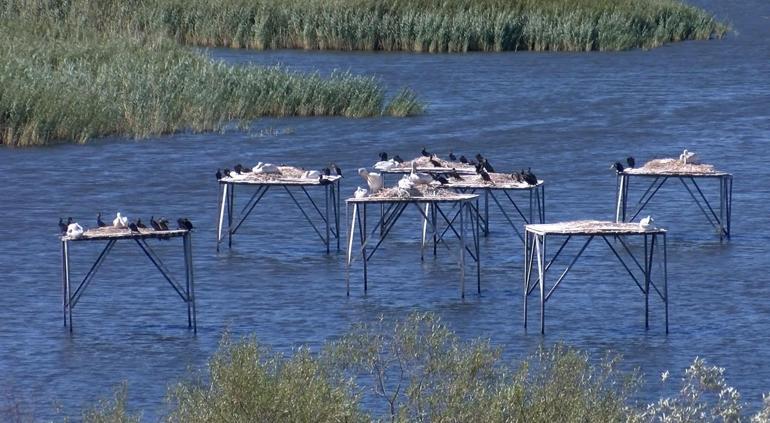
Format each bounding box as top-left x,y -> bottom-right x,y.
615,168 -> 732,240
345,193 -> 481,298
380,168 -> 545,238
523,220 -> 668,334
60,227 -> 196,333
216,175 -> 342,253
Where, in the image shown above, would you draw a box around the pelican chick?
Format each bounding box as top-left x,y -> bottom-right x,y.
354,187 -> 369,199
639,216 -> 655,230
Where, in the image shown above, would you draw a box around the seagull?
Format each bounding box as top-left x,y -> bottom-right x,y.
421,147 -> 431,157
330,163 -> 342,177
448,152 -> 457,161
393,155 -> 404,164
358,168 -> 384,193
409,161 -> 433,185
216,169 -> 223,180
429,154 -> 442,167
136,219 -> 147,229
431,173 -> 449,185
178,218 -> 194,231
354,187 -> 368,199
448,168 -> 464,180
639,216 -> 655,230
58,218 -> 68,235
113,212 -> 128,228
626,157 -> 636,168
150,216 -> 162,231
611,162 -> 625,173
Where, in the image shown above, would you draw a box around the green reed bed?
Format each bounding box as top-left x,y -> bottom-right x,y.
0,31 -> 423,146
2,0 -> 727,53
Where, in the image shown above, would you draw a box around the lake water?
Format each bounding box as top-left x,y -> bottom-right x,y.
1,0 -> 769,419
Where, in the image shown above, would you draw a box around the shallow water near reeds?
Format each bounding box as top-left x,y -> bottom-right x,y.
1,0 -> 769,419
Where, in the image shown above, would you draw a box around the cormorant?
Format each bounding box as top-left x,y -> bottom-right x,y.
136,219 -> 147,229
459,155 -> 468,164
97,213 -> 107,228
429,155 -> 442,167
58,218 -> 67,235
150,216 -> 162,231
626,157 -> 635,168
330,163 -> 342,177
448,168 -> 464,180
421,147 -> 431,157
379,152 -> 388,161
448,152 -> 457,161
393,155 -> 404,164
431,173 -> 449,185
611,162 -> 625,173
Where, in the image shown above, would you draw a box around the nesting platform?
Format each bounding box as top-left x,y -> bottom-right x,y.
524,220 -> 668,334
615,158 -> 732,240
60,226 -> 196,333
345,191 -> 481,298
216,169 -> 342,253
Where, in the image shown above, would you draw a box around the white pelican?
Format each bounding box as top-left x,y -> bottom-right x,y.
66,222 -> 84,239
409,161 -> 432,185
373,159 -> 397,171
358,168 -> 384,193
302,170 -> 321,179
253,162 -> 280,174
113,212 -> 128,228
679,149 -> 698,165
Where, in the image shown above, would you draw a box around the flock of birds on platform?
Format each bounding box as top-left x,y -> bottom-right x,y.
611,150 -> 698,174
59,213 -> 193,239
357,149 -> 539,197
216,162 -> 341,185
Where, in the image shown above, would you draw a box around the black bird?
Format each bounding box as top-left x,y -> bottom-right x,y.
393,155 -> 404,164
421,147 -> 431,157
178,218 -> 194,231
459,155 -> 468,164
58,218 -> 68,235
523,168 -> 538,185
611,162 -> 625,173
158,218 -> 169,231
216,169 -> 223,180
512,171 -> 522,183
319,175 -> 333,185
97,212 -> 107,228
431,173 -> 449,185
481,158 -> 495,173
379,152 -> 388,161
476,164 -> 492,182
128,221 -> 140,233
448,168 -> 464,181
222,168 -> 231,177
150,216 -> 162,231
330,163 -> 342,177
322,167 -> 331,176
475,153 -> 485,162
136,219 -> 147,229
626,156 -> 636,168
234,164 -> 244,174
429,154 -> 442,167
448,152 -> 457,161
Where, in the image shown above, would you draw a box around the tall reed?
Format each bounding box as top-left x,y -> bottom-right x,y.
0,0 -> 728,53
0,29 -> 423,146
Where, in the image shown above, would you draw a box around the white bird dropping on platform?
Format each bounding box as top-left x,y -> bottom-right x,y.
639,216 -> 655,230
66,222 -> 84,238
113,212 -> 128,228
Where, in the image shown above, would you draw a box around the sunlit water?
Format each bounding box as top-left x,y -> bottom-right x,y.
1,0 -> 769,419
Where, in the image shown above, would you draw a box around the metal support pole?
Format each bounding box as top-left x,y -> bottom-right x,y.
216,183 -> 228,251
62,240 -> 71,329
186,233 -> 197,333
325,184 -> 330,254
228,184 -> 234,248
345,203 -> 357,296
664,233 -> 669,333
484,189 -> 490,236
421,203 -> 430,261
361,204 -> 368,292
459,201 -> 466,298
523,230 -> 529,328
536,234 -> 546,334
644,235 -> 649,329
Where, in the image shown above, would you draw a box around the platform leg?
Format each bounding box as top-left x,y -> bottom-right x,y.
523,231 -> 529,329
228,184 -> 234,248
362,204 -> 368,292
325,184 -> 331,254
61,240 -> 68,327
216,183 -> 228,252
421,203 -> 430,261
484,189 -> 489,236
664,233 -> 669,333
459,201 -> 466,298
536,234 -> 546,334
644,235 -> 650,329
64,240 -> 73,332
345,203 -> 357,296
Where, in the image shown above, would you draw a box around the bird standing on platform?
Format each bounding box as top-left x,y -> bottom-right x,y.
379,152 -> 388,161
66,222 -> 84,239
58,218 -> 68,235
626,157 -> 636,169
374,158 -> 397,171
523,168 -> 538,186
150,216 -> 162,231
429,154 -> 442,167
421,147 -> 431,157
431,173 -> 449,185
393,155 -> 404,164
476,164 -> 492,183
330,163 -> 342,177
639,216 -> 655,230
136,219 -> 147,229
611,162 -> 625,174
512,171 -> 522,183
158,218 -> 170,231
409,161 -> 433,185
113,212 -> 128,228
178,218 -> 194,231
302,170 -> 321,179
96,213 -> 107,228
354,187 -> 368,199
128,221 -> 140,233
448,168 -> 464,181
358,168 -> 384,193
448,152 -> 457,161
459,155 -> 468,164
481,158 -> 495,173
216,169 -> 223,180
679,149 -> 698,164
